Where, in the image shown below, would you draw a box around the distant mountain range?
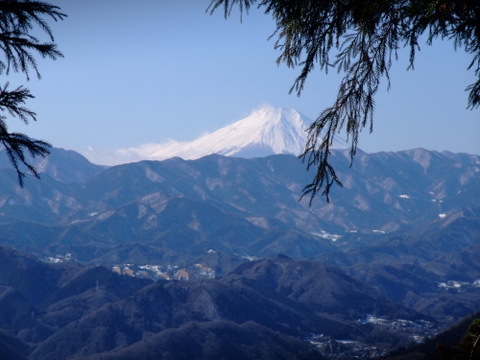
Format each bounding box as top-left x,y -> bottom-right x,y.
1,146 -> 478,235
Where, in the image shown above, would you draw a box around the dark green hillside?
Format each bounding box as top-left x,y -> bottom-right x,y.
82,321 -> 325,360
223,256 -> 422,322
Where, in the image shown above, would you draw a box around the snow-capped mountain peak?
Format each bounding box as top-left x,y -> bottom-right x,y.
146,106 -> 311,159
150,105 -> 311,160
203,106 -> 308,154
87,105 -> 348,165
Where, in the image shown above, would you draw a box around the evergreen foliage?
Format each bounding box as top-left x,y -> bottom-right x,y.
460,318 -> 480,360
0,1 -> 65,186
208,0 -> 480,202
434,318 -> 480,359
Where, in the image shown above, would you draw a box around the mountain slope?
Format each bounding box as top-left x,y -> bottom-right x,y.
0,147 -> 106,184
1,246 -> 426,360
82,320 -> 324,360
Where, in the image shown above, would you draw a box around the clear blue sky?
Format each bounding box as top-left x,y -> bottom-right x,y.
7,1 -> 479,164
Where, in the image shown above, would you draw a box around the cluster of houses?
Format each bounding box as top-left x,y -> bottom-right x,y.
112,262 -> 216,281
42,252 -> 217,282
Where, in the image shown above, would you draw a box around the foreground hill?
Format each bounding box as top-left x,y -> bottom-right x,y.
0,246 -> 437,360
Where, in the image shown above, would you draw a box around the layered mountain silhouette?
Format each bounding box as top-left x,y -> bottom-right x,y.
0,115 -> 479,359
0,146 -> 478,329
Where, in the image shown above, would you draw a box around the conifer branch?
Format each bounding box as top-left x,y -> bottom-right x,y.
0,1 -> 65,186
209,0 -> 480,203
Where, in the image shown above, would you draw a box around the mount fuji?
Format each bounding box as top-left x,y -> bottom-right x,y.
108,106 -> 348,164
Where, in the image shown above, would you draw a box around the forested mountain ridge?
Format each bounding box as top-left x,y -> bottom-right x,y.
0,147 -> 477,263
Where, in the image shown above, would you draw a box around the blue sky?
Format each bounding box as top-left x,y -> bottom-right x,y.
7,1 -> 479,165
